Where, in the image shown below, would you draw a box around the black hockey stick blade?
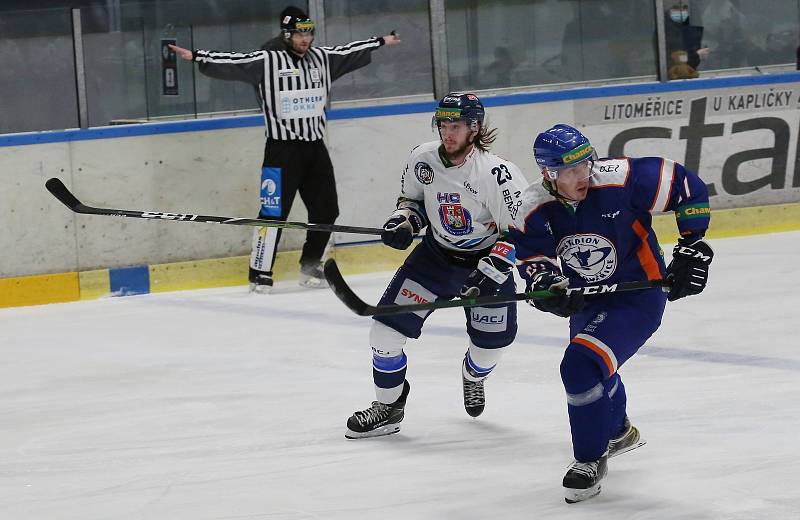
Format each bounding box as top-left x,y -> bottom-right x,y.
324,258 -> 668,317
45,177 -> 383,235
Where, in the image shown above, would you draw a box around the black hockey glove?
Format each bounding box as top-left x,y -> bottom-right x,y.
527,270 -> 585,318
381,209 -> 424,250
460,241 -> 515,298
666,238 -> 713,301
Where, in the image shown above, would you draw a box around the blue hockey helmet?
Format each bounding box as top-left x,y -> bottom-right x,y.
533,124 -> 596,180
433,92 -> 485,131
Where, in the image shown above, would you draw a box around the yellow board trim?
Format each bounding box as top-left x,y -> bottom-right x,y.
0,272 -> 80,308
652,201 -> 800,242
149,256 -> 248,293
79,269 -> 111,300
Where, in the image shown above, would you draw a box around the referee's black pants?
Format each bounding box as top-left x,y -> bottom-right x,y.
257,138 -> 339,268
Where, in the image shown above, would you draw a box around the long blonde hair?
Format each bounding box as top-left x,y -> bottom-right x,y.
474,124 -> 497,152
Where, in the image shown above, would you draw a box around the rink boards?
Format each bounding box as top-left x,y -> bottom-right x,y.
2,72 -> 800,307
1,201 -> 798,308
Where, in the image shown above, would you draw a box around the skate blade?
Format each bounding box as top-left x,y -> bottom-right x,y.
565,483 -> 602,504
298,276 -> 329,289
344,424 -> 401,439
609,439 -> 647,458
249,283 -> 273,295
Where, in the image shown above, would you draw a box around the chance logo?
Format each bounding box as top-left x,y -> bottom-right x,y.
557,234 -> 617,283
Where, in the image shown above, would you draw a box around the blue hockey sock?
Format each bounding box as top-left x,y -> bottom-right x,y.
561,347 -> 611,462
607,373 -> 628,438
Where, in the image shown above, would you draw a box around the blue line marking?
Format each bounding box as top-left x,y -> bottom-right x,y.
109,265 -> 150,296
3,72 -> 799,148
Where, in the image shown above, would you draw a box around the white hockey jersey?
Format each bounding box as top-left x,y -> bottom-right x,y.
396,141 -> 528,253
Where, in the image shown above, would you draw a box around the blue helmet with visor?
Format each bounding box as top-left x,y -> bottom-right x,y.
533,124 -> 596,180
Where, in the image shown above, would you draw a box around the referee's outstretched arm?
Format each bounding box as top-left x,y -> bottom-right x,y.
322,33 -> 401,82
169,44 -> 264,85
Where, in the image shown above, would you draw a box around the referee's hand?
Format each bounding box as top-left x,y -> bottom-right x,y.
168,44 -> 193,60
382,32 -> 402,46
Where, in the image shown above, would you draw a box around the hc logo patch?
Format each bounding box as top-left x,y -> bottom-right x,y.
260,167 -> 282,217
437,192 -> 473,236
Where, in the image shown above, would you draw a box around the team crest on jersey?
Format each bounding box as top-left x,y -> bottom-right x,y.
414,162 -> 434,184
437,192 -> 473,236
557,234 -> 617,282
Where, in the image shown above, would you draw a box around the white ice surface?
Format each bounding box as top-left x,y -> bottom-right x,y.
1,232 -> 799,519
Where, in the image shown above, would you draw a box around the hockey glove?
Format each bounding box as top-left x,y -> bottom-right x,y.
460,241 -> 515,298
381,209 -> 424,250
666,238 -> 713,301
527,270 -> 585,318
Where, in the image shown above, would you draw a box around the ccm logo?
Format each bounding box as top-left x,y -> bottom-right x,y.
566,284 -> 618,295
400,288 -> 429,304
676,246 -> 712,262
141,212 -> 198,221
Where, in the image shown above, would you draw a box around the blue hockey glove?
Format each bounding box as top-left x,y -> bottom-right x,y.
527,269 -> 585,317
460,241 -> 515,298
666,238 -> 713,301
381,209 -> 424,250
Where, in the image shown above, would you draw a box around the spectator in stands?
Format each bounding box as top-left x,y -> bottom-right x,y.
664,1 -> 709,77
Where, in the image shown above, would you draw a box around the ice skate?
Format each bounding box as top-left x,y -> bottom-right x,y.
608,416 -> 646,458
299,262 -> 329,289
462,358 -> 486,417
345,380 -> 410,439
563,452 -> 608,504
249,272 -> 274,294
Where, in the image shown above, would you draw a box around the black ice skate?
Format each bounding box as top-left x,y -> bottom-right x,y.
608,416 -> 646,458
563,452 -> 608,504
249,271 -> 274,294
462,358 -> 486,417
345,380 -> 410,439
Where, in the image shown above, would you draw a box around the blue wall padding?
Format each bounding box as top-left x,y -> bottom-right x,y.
109,265 -> 150,296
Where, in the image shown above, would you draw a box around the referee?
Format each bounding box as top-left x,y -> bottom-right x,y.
170,6 -> 400,293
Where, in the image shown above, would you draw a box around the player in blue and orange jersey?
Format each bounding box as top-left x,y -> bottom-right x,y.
507,124 -> 714,503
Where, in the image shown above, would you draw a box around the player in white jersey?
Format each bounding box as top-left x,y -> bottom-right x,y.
345,93 -> 528,439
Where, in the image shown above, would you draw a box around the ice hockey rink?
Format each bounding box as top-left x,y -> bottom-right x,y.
1,230 -> 798,520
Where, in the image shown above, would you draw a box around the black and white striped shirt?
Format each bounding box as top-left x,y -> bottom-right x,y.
194,38 -> 384,142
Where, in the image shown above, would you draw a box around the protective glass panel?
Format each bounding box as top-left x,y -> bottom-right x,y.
446,0 -> 658,91
0,7 -> 78,133
81,0 -> 298,125
666,0 -> 800,78
325,0 -> 434,101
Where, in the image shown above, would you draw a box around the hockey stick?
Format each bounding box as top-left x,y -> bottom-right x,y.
323,258 -> 668,317
45,178 -> 384,235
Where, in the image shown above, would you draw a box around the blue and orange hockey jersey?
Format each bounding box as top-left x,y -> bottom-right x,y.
509,157 -> 711,285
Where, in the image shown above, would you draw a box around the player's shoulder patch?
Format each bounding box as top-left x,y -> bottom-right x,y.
406,141 -> 439,185
591,158 -> 630,188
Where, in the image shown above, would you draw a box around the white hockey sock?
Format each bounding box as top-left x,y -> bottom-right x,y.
463,342 -> 505,382
370,321 -> 408,404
